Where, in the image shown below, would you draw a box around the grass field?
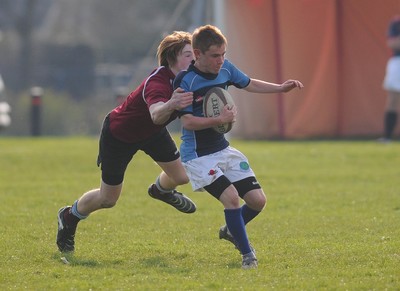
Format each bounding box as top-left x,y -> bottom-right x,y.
0,137 -> 399,290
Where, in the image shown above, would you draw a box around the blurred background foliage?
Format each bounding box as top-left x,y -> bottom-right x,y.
0,0 -> 214,136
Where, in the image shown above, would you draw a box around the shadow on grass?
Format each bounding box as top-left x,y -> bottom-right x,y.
140,256 -> 170,268
140,254 -> 242,271
52,252 -> 241,271
139,254 -> 192,275
52,252 -> 123,268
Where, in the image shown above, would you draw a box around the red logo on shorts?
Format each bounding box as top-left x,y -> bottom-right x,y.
208,169 -> 217,176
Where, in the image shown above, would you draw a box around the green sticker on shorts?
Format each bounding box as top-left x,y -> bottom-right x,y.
240,161 -> 250,170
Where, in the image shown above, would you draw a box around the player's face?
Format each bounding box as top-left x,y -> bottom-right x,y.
195,44 -> 226,74
174,44 -> 194,72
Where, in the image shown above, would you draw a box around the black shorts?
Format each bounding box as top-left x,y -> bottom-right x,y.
97,114 -> 180,185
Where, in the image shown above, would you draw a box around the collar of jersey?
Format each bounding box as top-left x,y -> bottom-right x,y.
189,62 -> 218,80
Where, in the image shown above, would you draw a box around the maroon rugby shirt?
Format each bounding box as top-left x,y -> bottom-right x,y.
109,67 -> 178,143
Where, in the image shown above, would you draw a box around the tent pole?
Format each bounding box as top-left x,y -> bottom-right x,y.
271,0 -> 285,139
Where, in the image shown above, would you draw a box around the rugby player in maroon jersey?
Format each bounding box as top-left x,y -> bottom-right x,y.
57,31 -> 196,253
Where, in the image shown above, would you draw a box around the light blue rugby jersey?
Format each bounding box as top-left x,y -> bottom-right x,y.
174,59 -> 251,162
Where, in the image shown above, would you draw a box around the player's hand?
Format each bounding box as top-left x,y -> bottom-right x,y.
170,87 -> 193,110
219,104 -> 237,124
281,80 -> 304,92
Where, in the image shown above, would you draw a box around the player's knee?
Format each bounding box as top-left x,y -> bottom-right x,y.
256,193 -> 267,210
99,187 -> 121,209
100,198 -> 118,209
244,190 -> 267,211
224,198 -> 241,209
220,191 -> 241,209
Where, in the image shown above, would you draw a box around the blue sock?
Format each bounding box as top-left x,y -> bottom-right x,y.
71,200 -> 89,220
241,204 -> 261,225
224,208 -> 252,255
155,176 -> 173,193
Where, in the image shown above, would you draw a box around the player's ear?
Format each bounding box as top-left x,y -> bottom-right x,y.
193,49 -> 202,59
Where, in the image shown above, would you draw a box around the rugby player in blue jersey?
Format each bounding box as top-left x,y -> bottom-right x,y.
174,25 -> 303,269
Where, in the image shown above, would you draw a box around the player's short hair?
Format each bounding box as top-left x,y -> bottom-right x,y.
157,31 -> 192,67
192,25 -> 227,53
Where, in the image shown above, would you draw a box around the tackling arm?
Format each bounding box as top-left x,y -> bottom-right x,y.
149,88 -> 193,125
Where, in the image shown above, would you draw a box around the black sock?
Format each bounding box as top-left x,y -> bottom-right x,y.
241,204 -> 261,225
384,111 -> 397,139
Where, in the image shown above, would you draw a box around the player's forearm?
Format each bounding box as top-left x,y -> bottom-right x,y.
149,102 -> 175,125
181,115 -> 225,130
245,79 -> 283,94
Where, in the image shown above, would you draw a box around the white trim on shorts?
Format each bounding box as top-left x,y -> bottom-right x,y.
183,146 -> 256,192
383,56 -> 400,92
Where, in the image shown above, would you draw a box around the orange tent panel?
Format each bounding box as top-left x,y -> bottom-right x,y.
224,0 -> 400,139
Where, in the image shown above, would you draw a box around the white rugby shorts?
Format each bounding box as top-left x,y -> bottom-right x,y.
383,56 -> 400,92
183,146 -> 256,192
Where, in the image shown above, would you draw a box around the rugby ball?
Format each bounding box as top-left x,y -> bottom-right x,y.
203,87 -> 235,134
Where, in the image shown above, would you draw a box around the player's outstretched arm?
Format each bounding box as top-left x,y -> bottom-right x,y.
280,79 -> 304,92
244,78 -> 303,94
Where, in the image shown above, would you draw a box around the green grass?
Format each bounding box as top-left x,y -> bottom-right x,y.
0,137 -> 399,290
